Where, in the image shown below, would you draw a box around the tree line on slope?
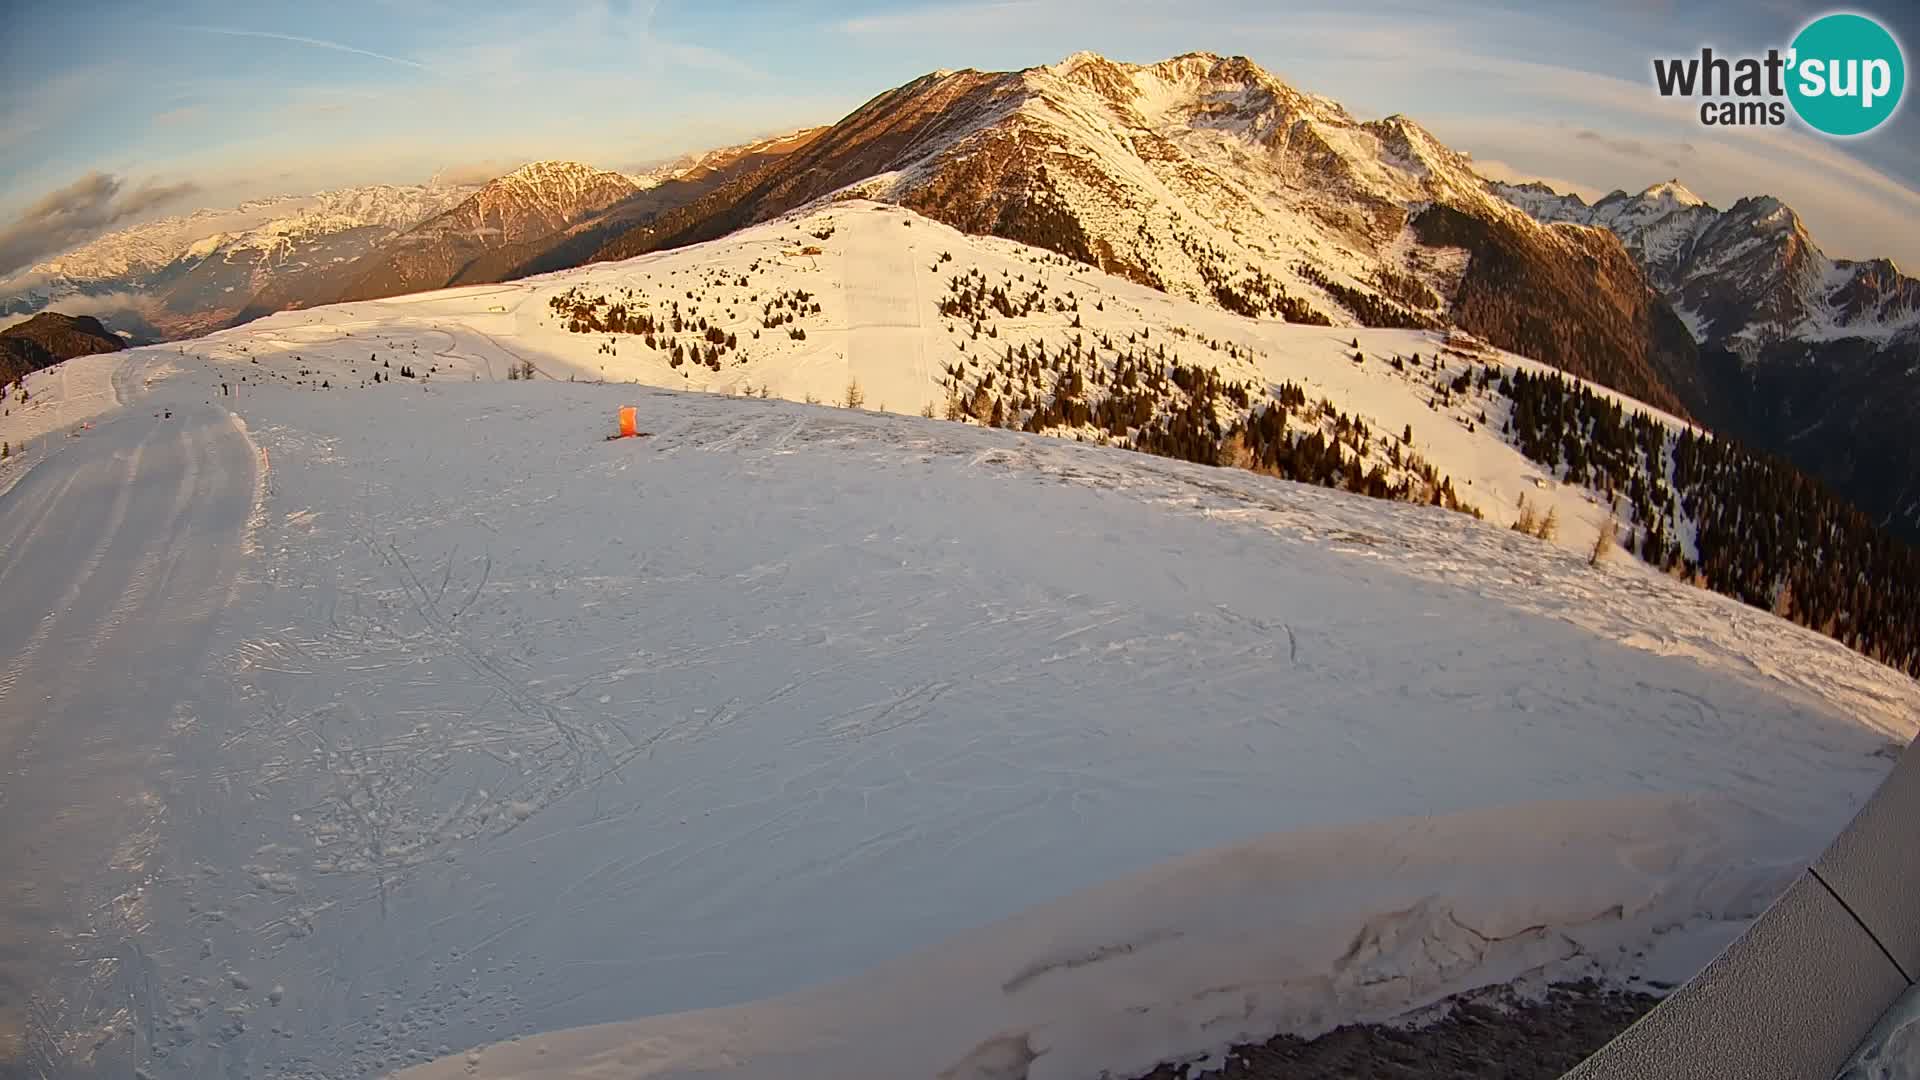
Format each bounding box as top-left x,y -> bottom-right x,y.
1697,337 -> 1920,547
1500,366 -> 1920,677
1021,194 -> 1920,676
940,288 -> 1920,678
934,270 -> 1478,517
546,270 -> 822,374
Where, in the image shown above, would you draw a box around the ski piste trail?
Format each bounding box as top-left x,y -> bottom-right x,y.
0,202 -> 1912,1080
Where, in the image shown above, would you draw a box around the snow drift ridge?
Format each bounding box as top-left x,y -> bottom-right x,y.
397,794 -> 1803,1080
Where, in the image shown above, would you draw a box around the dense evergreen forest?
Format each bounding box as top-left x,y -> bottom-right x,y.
1500,367 -> 1920,678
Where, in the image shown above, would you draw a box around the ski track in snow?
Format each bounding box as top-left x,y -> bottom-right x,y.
0,390 -> 254,1078
0,203 -> 1913,1079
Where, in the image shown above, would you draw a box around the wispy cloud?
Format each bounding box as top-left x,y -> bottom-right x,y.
18,289 -> 149,322
187,27 -> 431,71
657,40 -> 767,80
1572,128 -> 1693,172
0,173 -> 200,277
630,1 -> 766,80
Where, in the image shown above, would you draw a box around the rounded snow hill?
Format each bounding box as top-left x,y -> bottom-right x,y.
65,343 -> 1907,1080
175,200 -> 1700,564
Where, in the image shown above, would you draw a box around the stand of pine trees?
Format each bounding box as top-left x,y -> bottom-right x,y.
933,265 -> 1478,520
1500,367 -> 1920,677
1170,229 -> 1332,325
547,282 -> 819,372
1294,263 -> 1439,330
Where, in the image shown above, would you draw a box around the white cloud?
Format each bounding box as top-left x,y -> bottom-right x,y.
34,290 -> 148,319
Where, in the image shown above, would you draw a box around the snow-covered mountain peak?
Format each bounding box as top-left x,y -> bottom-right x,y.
1142,50 -> 1273,90
1495,175 -> 1920,349
1048,49 -> 1119,77
1724,194 -> 1808,240
499,159 -> 602,180
1589,185 -> 1713,232
1485,180 -> 1592,224
420,162 -> 641,241
1002,50 -> 1488,210
1638,179 -> 1706,208
486,161 -> 634,203
645,128 -> 830,185
1023,50 -> 1335,133
1364,114 -> 1480,187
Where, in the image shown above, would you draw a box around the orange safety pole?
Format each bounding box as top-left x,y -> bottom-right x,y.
618,406 -> 638,438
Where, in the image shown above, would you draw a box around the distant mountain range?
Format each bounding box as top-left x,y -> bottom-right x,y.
2,184 -> 479,340
5,53 -> 1915,540
0,129 -> 824,341
296,160 -> 644,307
1491,179 -> 1920,539
1492,179 -> 1920,349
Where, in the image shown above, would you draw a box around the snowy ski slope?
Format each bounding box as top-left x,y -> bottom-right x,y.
162,201 -> 1693,559
0,202 -> 1914,1080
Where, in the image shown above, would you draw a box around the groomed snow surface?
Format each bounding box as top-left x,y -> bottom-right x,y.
0,351 -> 143,498
0,203 -> 1914,1080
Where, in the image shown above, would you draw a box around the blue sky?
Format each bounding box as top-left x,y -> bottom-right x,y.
2,0 -> 1917,273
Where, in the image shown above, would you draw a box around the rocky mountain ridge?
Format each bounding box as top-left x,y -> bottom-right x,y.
593,51 -> 1700,417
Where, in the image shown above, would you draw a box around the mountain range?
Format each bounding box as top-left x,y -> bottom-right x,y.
5,51 -> 1915,540
1492,178 -> 1920,539
591,52 -> 1699,418
2,184 -> 479,340
583,51 -> 1914,543
0,129 -> 823,341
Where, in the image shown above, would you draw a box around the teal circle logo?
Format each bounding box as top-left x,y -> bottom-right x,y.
1787,13 -> 1906,136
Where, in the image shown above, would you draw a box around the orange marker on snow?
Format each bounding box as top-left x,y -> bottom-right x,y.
606,406 -> 651,441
